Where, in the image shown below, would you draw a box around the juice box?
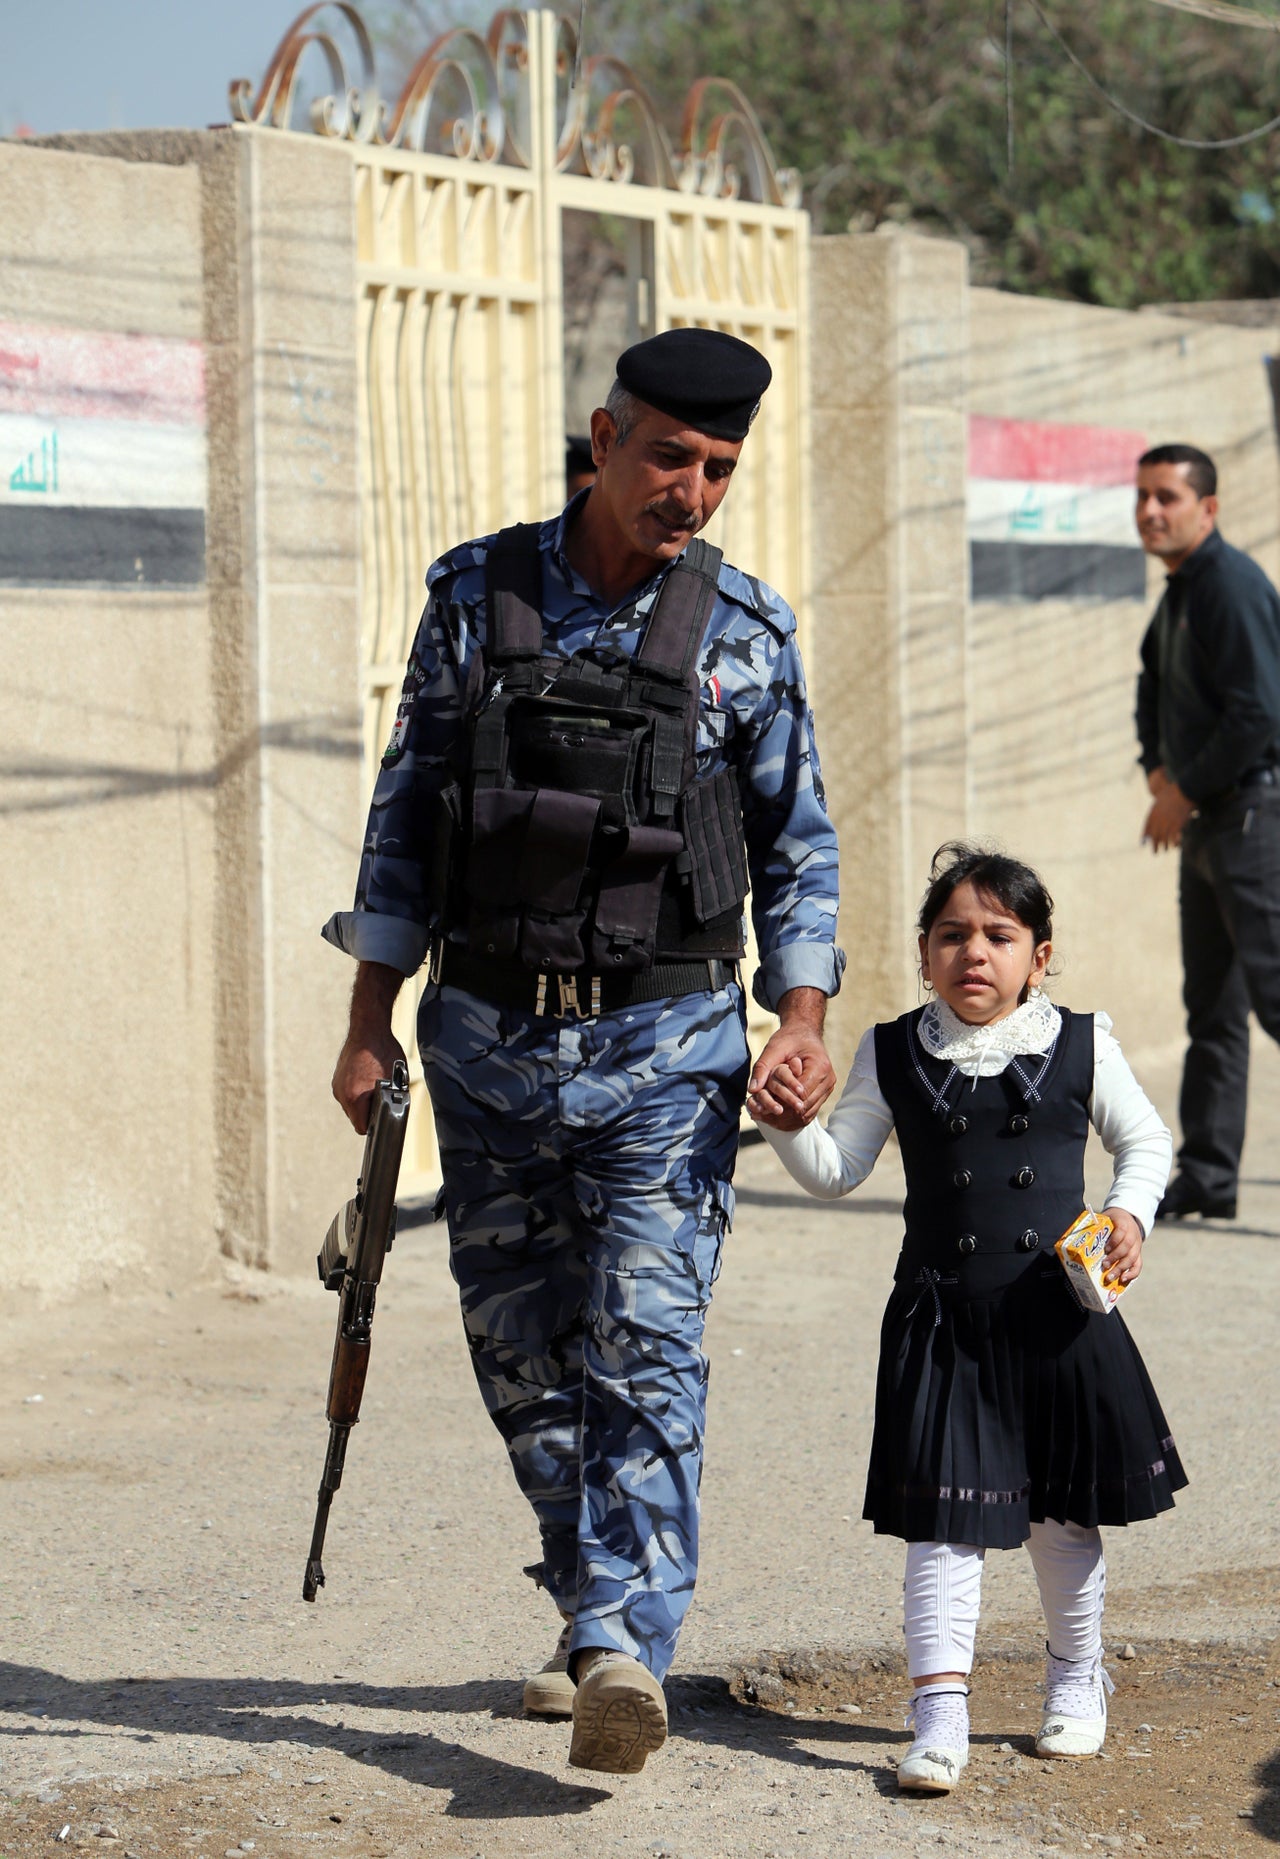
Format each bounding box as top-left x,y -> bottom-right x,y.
1054,1207 -> 1129,1315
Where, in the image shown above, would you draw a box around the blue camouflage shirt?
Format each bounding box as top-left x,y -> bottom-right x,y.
324,497 -> 843,1010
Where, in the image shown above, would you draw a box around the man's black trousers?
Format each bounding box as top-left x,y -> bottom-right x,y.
1177,781 -> 1280,1199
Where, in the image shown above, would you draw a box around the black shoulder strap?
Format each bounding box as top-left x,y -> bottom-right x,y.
484,524 -> 544,663
635,537 -> 723,681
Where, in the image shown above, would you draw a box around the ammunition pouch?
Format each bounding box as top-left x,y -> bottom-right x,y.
679,765 -> 749,925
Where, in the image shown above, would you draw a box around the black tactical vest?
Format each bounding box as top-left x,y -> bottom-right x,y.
435,525 -> 751,974
874,1006 -> 1094,1279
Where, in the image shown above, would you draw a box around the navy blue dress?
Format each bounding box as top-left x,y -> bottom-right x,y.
863,1007 -> 1188,1548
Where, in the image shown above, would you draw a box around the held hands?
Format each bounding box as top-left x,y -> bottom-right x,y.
745,989 -> 836,1132
1101,1206 -> 1144,1286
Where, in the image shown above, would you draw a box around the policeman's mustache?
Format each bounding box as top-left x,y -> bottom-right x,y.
645,501 -> 699,533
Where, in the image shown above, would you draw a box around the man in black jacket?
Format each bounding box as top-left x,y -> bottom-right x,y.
1135,442 -> 1280,1220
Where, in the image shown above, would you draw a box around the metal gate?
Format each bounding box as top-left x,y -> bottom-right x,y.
234,4 -> 811,1192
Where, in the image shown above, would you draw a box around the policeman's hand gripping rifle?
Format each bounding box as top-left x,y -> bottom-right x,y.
303,1059 -> 411,1602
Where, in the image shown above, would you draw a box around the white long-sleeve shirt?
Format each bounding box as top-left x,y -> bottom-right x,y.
762,1007 -> 1172,1237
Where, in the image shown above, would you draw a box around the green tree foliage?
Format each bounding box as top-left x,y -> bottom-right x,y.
574,0 -> 1280,306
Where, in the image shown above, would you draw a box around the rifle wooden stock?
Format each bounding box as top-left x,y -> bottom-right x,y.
303,1060 -> 410,1603
325,1333 -> 372,1425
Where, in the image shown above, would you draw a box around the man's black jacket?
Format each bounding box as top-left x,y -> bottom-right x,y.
1135,526 -> 1280,805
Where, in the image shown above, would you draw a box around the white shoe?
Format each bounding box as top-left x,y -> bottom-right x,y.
1035,1650 -> 1114,1759
897,1684 -> 970,1794
522,1616 -> 575,1717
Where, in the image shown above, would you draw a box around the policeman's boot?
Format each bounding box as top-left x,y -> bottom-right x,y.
523,1614 -> 575,1718
568,1649 -> 668,1774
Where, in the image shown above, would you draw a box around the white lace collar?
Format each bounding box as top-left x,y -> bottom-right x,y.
917,994 -> 1061,1074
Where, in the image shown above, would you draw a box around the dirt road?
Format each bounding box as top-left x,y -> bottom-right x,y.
1,1043 -> 1276,1858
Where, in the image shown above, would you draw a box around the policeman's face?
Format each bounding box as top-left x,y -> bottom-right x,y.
918,882 -> 1051,1027
1135,463 -> 1217,566
589,403 -> 744,562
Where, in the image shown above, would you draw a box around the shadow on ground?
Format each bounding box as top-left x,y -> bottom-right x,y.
0,1663 -> 609,1818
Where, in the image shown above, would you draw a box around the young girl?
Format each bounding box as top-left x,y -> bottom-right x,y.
750,844 -> 1186,1794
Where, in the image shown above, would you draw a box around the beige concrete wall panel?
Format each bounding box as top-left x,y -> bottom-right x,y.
810,406 -> 893,598
810,232 -> 970,1039
0,136 -> 230,1302
0,590 -> 217,1300
966,287 -> 1280,1053
254,343 -> 360,591
893,236 -> 969,411
233,129 -> 364,1272
253,592 -> 364,1258
902,407 -> 968,599
967,592 -> 1178,1048
0,143 -> 201,335
809,237 -> 893,411
244,135 -> 357,357
902,593 -> 970,884
808,589 -> 904,1080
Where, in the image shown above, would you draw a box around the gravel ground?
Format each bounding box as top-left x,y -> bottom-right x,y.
1,1040 -> 1277,1858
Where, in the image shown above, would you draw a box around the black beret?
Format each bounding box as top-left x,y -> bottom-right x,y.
614,329 -> 771,441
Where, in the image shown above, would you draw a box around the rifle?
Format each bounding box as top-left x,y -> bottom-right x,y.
303,1058 -> 411,1602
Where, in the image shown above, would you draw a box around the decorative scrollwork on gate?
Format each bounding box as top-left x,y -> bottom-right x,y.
560,52 -> 679,190
378,26 -> 504,158
230,3 -> 799,206
229,2 -> 377,140
680,78 -> 803,209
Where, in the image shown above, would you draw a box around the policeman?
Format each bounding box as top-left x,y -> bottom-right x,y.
1135,442 -> 1280,1221
325,328 -> 844,1774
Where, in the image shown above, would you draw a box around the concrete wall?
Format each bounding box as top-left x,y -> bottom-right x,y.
809,229 -> 971,1080
1,129 -> 364,1298
8,156 -> 1278,1299
810,231 -> 1280,1079
967,289 -> 1280,1064
0,141 -> 217,1301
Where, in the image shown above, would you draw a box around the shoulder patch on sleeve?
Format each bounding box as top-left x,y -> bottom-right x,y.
716,560 -> 796,641
381,651 -> 428,767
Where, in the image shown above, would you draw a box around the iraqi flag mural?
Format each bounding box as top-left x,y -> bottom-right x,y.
968,415 -> 1148,602
0,321 -> 206,586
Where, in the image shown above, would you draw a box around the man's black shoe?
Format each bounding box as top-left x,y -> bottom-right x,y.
1156,1176 -> 1237,1221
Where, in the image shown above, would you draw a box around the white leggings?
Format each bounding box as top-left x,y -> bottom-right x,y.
903,1521 -> 1105,1679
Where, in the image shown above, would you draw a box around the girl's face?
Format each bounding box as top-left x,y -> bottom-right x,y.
919,879 -> 1051,1026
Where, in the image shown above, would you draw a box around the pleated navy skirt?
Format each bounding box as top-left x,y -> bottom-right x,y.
862,1251 -> 1188,1548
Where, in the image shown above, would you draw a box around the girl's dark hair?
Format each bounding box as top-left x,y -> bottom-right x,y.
917,842 -> 1054,945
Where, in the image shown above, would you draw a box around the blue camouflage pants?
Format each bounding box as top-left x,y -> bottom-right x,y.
417,980 -> 750,1681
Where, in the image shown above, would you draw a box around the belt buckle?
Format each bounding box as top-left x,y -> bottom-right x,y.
549,974 -> 601,1018
558,974 -> 593,1019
